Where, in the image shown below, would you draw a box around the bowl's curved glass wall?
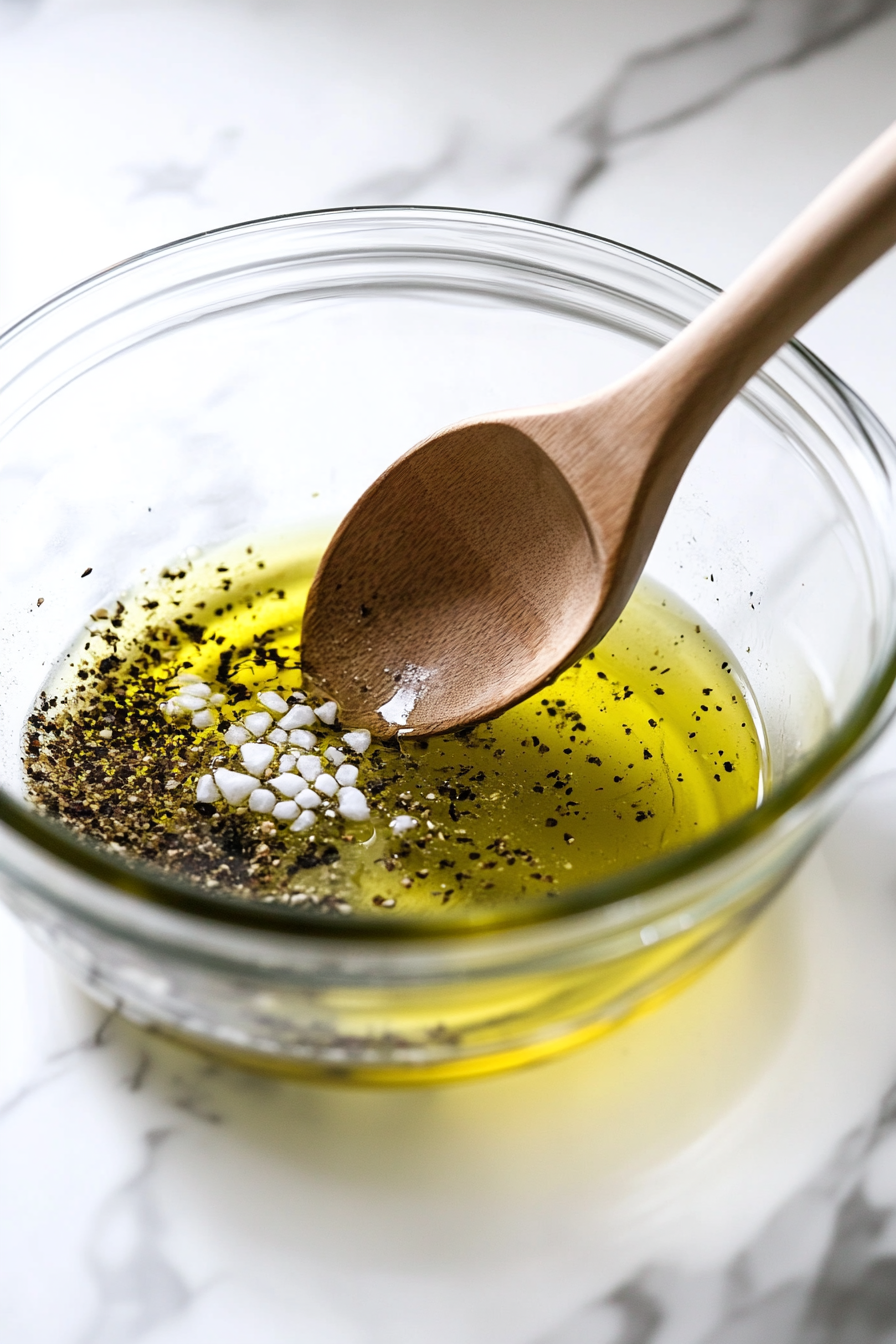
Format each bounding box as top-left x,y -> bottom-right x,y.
0,209 -> 894,1082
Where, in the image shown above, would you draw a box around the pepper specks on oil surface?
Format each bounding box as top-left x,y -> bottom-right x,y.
22,538 -> 765,921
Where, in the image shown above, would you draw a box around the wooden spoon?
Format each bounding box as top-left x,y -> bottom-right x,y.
303,121 -> 896,739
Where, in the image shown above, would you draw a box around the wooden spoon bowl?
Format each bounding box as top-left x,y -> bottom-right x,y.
304,121 -> 896,739
302,421 -> 602,734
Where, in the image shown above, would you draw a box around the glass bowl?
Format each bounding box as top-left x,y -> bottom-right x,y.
1,207 -> 895,1085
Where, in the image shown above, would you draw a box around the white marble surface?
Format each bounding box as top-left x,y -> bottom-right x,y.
4,2 -> 896,1340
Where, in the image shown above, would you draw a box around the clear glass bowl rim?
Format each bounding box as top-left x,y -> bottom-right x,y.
2,203 -> 895,942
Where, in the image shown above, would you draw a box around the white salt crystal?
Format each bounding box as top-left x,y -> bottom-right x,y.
291,810 -> 316,832
191,708 -> 215,729
98,727 -> 113,740
249,788 -> 277,814
337,786 -> 369,821
278,754 -> 297,772
161,698 -> 187,717
241,742 -> 276,776
335,763 -> 358,787
196,774 -> 220,803
314,700 -> 338,725
279,704 -> 315,730
315,773 -> 338,797
223,725 -> 251,746
296,788 -> 322,809
271,774 -> 304,798
213,769 -> 259,806
210,693 -> 225,706
267,727 -> 288,745
258,691 -> 290,716
343,730 -> 371,754
272,800 -> 299,822
297,756 -> 323,782
325,747 -> 346,767
175,673 -> 202,684
180,682 -> 211,698
324,808 -> 336,818
243,711 -> 273,737
390,815 -> 418,834
174,694 -> 207,712
289,729 -> 317,750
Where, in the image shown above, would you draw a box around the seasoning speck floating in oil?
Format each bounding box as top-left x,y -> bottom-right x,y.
22,538 -> 766,922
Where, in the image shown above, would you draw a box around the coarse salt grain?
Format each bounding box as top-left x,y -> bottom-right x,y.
241,742 -> 276,776
196,774 -> 220,804
291,810 -> 316,832
223,725 -> 251,746
191,708 -> 215,730
314,700 -> 338,725
258,691 -> 290,716
213,769 -> 258,806
296,788 -> 322,809
279,704 -> 315,730
325,746 -> 346,767
390,815 -> 418,834
181,682 -> 211,698
297,756 -> 323,783
249,788 -> 277,814
175,672 -> 202,685
272,800 -> 299,822
289,729 -> 317,750
98,728 -> 113,740
271,773 -> 304,798
335,763 -> 358,787
267,727 -> 288,745
315,773 -> 338,797
174,693 -> 208,712
342,730 -> 371,754
278,754 -> 297,772
337,786 -> 369,821
243,711 -> 273,737
210,693 -> 225,706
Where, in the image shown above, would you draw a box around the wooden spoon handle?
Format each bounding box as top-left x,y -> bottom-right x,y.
643,118 -> 896,460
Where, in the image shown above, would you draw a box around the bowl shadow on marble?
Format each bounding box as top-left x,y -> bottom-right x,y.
82,878 -> 806,1276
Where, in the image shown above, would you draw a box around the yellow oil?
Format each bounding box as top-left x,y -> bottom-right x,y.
25,536 -> 764,929
23,536 -> 771,1081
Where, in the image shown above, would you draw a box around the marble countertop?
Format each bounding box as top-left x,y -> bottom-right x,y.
4,2 -> 896,1340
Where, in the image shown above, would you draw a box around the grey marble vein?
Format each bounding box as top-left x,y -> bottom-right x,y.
124,1049 -> 152,1095
166,1067 -> 224,1126
559,0 -> 896,213
337,0 -> 896,222
122,128 -> 241,204
79,1128 -> 194,1344
537,1080 -> 896,1343
344,128 -> 466,210
0,1008 -> 114,1124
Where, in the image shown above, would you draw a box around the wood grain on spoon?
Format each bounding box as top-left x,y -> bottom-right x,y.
303,120 -> 896,739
